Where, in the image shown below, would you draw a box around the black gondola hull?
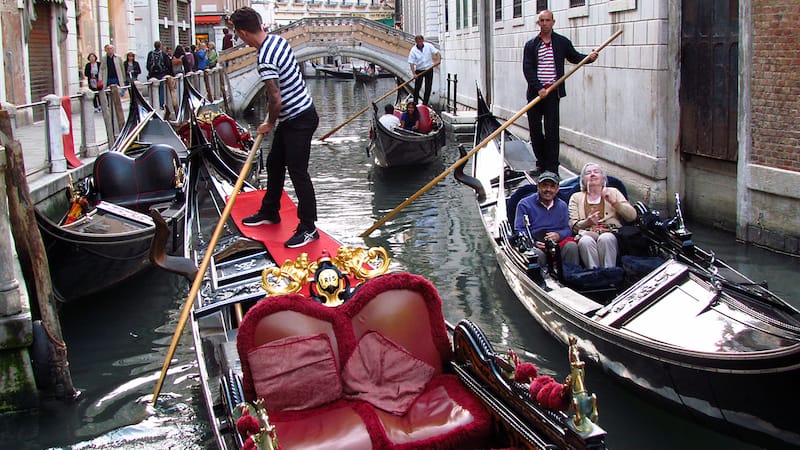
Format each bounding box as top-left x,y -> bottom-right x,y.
368,115 -> 446,168
462,88 -> 800,448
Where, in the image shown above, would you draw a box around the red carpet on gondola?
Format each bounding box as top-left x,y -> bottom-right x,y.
229,190 -> 341,264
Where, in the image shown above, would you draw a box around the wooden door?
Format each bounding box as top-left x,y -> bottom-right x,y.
679,0 -> 738,161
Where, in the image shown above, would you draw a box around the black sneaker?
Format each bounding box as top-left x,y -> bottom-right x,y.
242,211 -> 281,226
285,227 -> 319,248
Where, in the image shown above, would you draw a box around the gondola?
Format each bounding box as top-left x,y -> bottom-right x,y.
317,66 -> 355,80
367,101 -> 446,168
35,83 -> 187,303
454,88 -> 800,448
149,127 -> 609,450
174,76 -> 254,175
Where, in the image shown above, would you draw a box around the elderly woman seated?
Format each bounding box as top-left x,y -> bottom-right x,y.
569,163 -> 637,268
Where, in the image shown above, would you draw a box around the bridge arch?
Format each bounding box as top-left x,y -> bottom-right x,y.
220,17 -> 428,114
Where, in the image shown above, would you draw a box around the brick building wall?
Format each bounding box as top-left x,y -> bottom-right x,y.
750,1 -> 800,171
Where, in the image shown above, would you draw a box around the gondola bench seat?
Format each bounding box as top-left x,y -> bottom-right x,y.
236,272 -> 492,449
92,144 -> 181,213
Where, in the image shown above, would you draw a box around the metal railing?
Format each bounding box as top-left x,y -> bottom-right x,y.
446,73 -> 458,114
0,68 -> 227,178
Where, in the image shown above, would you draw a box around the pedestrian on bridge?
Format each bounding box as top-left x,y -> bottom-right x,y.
231,7 -> 321,249
408,35 -> 441,106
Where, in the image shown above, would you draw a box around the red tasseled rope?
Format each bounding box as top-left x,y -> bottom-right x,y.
514,362 -> 538,382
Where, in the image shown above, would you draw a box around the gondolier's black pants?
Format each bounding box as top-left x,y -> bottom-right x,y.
260,105 -> 320,230
413,69 -> 434,106
526,93 -> 560,173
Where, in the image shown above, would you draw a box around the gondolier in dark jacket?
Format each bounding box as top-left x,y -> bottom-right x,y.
523,9 -> 597,175
232,7 -> 321,249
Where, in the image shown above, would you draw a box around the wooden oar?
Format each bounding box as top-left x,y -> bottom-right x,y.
318,62 -> 440,142
152,132 -> 265,405
361,30 -> 622,238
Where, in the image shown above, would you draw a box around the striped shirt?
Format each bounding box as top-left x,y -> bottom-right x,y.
537,41 -> 557,86
258,35 -> 313,120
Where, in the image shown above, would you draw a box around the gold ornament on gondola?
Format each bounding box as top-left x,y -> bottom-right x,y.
261,252 -> 312,296
260,246 -> 390,302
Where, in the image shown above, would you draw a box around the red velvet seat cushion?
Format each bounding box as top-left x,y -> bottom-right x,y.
415,105 -> 434,134
342,331 -> 436,414
272,401 -> 375,450
248,333 -> 341,412
237,294 -> 356,403
371,375 -> 493,449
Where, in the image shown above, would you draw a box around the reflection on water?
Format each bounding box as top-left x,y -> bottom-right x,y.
5,78 -> 794,449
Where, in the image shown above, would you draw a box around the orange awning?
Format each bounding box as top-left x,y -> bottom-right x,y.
195,15 -> 222,25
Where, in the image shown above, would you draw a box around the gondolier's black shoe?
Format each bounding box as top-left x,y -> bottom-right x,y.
285,227 -> 319,248
242,211 -> 281,226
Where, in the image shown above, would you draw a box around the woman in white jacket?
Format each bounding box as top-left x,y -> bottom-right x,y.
568,163 -> 637,268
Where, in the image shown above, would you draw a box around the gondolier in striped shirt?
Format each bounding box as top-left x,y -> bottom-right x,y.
232,7 -> 321,248
523,9 -> 597,176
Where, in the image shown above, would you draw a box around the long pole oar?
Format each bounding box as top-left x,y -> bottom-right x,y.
361,30 -> 622,238
319,62 -> 441,142
152,132 -> 265,405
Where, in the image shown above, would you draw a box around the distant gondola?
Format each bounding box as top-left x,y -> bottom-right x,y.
454,87 -> 800,448
367,101 -> 446,168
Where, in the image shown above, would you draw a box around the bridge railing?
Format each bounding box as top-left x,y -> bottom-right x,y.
218,16 -> 416,76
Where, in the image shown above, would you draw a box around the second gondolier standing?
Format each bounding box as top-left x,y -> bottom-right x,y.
408,35 -> 441,106
232,7 -> 321,249
523,9 -> 597,175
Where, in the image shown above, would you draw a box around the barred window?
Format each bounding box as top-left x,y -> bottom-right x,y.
569,0 -> 585,7
537,0 -> 547,13
513,0 -> 522,18
495,0 -> 501,21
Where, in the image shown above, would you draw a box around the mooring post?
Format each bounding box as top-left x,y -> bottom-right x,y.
80,89 -> 100,157
43,95 -> 67,173
0,109 -> 77,401
0,143 -> 39,412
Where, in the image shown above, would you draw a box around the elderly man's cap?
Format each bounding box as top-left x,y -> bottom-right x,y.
537,171 -> 560,184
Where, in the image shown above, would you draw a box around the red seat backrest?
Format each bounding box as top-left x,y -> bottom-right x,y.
416,105 -> 434,133
341,272 -> 450,373
212,115 -> 243,149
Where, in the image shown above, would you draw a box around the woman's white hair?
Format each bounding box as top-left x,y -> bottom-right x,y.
580,162 -> 607,192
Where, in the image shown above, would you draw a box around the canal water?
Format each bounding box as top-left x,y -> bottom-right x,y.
4,78 -> 798,450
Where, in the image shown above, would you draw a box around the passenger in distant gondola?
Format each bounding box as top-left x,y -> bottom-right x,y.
569,163 -> 637,268
379,104 -> 401,129
514,171 -> 579,267
399,102 -> 420,131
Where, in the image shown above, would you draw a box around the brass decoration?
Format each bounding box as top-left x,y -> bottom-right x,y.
198,108 -> 222,124
235,399 -> 280,450
565,336 -> 599,432
331,246 -> 390,281
261,252 -> 311,296
309,256 -> 348,307
173,159 -> 185,189
260,246 -> 391,303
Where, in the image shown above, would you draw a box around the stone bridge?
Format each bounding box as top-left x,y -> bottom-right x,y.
218,17 -> 420,114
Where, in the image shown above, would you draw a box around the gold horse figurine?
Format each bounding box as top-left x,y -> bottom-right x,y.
566,336 -> 599,432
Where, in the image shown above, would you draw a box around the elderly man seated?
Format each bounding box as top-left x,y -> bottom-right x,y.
514,171 -> 579,267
